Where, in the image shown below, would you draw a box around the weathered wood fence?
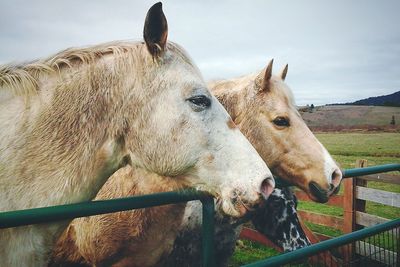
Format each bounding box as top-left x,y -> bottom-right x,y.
240,160 -> 400,266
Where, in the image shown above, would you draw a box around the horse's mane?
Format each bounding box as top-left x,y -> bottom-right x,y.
210,71 -> 297,108
0,41 -> 193,97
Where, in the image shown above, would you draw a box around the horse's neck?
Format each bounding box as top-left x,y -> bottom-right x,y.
0,68 -> 129,211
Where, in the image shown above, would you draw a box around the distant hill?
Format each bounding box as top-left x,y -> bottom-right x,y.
331,91 -> 400,107
300,105 -> 400,132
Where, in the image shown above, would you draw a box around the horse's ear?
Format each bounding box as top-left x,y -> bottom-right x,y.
280,64 -> 288,81
143,2 -> 168,58
256,59 -> 274,92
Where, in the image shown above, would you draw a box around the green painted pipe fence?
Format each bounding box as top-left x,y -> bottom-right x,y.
243,218 -> 400,267
342,163 -> 400,178
0,190 -> 216,267
0,163 -> 399,266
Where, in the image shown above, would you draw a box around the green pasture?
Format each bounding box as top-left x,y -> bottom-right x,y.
229,132 -> 400,266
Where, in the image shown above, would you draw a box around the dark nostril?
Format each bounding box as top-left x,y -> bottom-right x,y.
260,177 -> 275,200
329,184 -> 334,191
330,183 -> 341,195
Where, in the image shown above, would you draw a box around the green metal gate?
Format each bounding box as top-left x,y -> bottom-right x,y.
1,164 -> 399,267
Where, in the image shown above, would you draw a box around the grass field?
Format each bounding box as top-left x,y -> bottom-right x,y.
229,132 -> 400,267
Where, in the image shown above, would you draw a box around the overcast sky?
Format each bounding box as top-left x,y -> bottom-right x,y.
1,0 -> 399,105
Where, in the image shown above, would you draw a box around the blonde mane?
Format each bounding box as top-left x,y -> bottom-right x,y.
0,41 -> 193,97
210,71 -> 298,116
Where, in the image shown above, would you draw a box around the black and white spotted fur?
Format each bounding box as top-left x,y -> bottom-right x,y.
251,187 -> 310,252
161,187 -> 311,267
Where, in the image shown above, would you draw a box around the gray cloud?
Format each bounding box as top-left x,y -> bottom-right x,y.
1,0 -> 399,105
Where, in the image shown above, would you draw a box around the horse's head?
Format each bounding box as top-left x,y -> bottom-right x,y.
118,3 -> 274,217
213,59 -> 342,203
252,187 -> 311,251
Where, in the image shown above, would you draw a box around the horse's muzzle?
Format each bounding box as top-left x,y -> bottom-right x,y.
309,182 -> 329,203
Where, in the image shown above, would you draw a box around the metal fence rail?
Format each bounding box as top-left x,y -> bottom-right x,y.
342,163 -> 400,178
0,189 -> 216,267
243,218 -> 400,267
0,163 -> 399,267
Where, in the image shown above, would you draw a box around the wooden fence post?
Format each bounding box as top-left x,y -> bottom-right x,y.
343,176 -> 354,234
354,159 -> 368,230
342,159 -> 367,263
342,159 -> 368,264
342,167 -> 354,264
343,159 -> 368,234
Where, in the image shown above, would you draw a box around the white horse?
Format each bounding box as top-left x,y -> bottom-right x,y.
0,3 -> 273,266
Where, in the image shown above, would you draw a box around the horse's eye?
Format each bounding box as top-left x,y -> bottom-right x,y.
187,95 -> 211,109
273,117 -> 290,127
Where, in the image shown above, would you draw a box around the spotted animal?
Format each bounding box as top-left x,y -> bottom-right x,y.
251,187 -> 310,251
163,186 -> 311,267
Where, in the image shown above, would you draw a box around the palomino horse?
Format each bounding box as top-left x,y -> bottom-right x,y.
211,59 -> 342,201
51,60 -> 340,266
0,3 -> 274,266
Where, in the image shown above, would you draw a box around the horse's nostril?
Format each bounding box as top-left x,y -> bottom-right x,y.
331,169 -> 342,186
260,177 -> 275,200
330,183 -> 341,195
